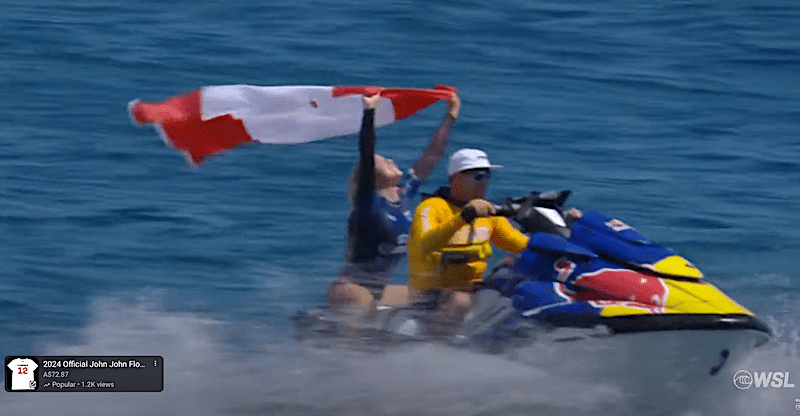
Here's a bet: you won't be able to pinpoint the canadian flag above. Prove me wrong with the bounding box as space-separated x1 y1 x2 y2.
128 84 455 166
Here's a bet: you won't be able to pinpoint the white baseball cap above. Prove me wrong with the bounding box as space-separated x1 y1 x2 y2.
448 148 503 176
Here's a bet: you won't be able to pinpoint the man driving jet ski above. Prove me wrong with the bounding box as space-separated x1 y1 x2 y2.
406 148 581 326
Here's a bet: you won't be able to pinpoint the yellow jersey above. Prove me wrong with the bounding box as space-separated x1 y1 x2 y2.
407 194 530 293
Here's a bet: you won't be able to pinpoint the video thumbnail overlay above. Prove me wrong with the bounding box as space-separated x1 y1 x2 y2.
5 356 163 392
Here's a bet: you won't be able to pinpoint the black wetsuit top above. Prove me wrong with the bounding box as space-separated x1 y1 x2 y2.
342 109 422 293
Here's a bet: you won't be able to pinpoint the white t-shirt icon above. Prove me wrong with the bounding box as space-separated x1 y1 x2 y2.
7 358 38 390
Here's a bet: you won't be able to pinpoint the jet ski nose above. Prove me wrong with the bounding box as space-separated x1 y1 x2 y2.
650 255 704 279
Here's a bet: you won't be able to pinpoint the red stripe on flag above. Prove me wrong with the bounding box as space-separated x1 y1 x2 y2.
381 86 455 120
129 91 255 166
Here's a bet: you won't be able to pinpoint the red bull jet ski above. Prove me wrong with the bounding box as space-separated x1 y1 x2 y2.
478 190 769 336
295 190 771 378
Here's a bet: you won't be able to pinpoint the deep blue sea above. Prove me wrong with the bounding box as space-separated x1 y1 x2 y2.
2 1 799 415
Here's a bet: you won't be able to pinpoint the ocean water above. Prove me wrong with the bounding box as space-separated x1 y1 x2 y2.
2 0 799 415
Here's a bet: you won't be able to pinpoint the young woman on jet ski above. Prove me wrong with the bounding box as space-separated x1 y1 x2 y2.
328 92 461 320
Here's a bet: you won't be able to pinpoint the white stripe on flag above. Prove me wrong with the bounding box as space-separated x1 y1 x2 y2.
201 85 395 145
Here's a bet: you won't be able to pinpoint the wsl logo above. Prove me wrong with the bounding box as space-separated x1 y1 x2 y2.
733 370 796 390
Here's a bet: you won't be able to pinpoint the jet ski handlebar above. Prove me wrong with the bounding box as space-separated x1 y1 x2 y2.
492 190 571 217
491 190 573 236
492 201 522 218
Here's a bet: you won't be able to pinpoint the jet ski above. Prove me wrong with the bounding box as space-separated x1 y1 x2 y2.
294 190 771 377
478 190 770 335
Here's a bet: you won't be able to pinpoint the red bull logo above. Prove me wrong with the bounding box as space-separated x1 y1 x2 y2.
553 266 669 314
553 257 576 282
605 218 632 232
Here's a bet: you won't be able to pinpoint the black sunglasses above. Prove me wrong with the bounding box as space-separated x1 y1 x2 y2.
463 169 491 181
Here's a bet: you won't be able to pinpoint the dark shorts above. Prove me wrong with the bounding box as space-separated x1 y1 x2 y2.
337 259 396 298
